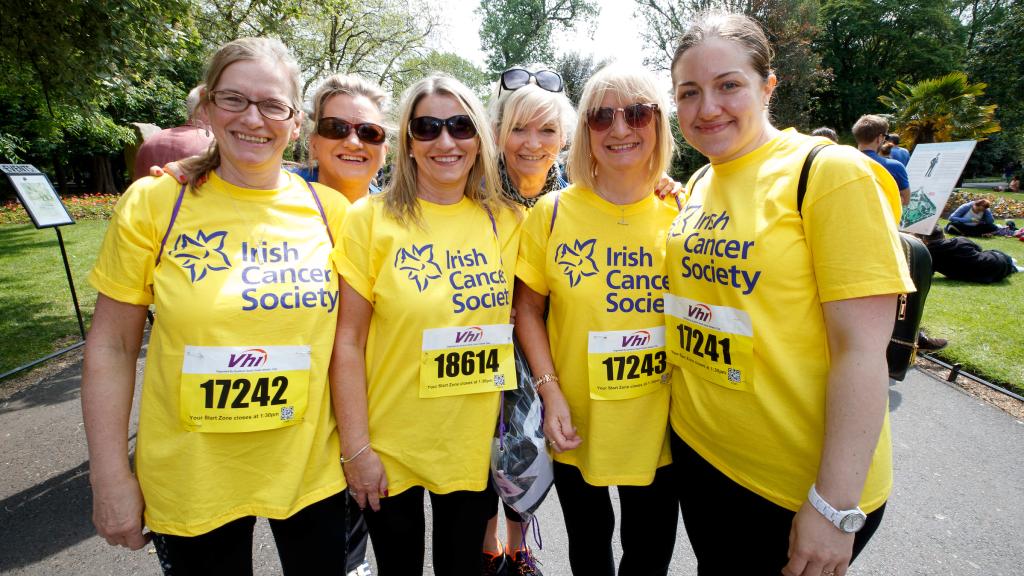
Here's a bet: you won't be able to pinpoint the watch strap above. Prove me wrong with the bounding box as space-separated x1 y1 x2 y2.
808 483 866 532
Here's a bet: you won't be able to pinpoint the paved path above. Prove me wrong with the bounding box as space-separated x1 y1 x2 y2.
1 355 1021 575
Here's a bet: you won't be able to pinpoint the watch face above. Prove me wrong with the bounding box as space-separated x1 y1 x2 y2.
839 512 867 533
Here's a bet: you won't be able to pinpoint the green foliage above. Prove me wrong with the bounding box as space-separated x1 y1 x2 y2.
478 0 599 75
879 72 1000 147
553 51 608 106
391 51 491 100
813 0 963 131
965 2 1024 162
634 0 822 130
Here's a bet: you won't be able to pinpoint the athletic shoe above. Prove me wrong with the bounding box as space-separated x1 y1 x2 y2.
347 562 372 576
918 332 948 352
482 550 507 576
509 548 543 576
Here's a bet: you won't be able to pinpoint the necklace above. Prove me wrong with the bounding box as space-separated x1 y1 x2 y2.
592 186 631 226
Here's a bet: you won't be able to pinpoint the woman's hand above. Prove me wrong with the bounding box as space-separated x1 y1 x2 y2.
342 449 389 512
91 472 150 550
540 385 581 452
782 501 854 576
148 161 187 183
654 173 683 200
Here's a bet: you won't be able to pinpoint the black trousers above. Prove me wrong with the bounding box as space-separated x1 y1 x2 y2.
553 461 678 576
362 482 494 576
670 432 886 575
946 221 999 237
151 491 347 576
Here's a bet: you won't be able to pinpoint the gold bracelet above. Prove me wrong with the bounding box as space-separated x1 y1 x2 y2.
340 442 371 464
534 373 559 390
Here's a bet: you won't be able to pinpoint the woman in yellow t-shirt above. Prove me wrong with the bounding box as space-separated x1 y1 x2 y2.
479 66 574 576
330 75 521 576
81 38 350 573
513 64 680 575
666 12 913 576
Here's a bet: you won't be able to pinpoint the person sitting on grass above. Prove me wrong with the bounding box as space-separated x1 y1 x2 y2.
945 199 999 237
922 227 1019 284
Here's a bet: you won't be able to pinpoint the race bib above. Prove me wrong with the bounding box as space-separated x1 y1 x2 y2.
420 324 517 398
664 293 754 392
587 326 668 400
180 345 310 432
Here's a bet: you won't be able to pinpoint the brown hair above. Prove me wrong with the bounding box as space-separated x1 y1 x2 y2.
671 12 774 80
179 37 302 191
852 114 889 145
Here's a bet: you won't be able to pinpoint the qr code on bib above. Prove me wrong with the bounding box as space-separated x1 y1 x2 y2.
493 374 506 387
280 406 295 421
727 368 741 384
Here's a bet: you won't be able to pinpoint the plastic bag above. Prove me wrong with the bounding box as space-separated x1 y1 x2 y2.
490 337 554 523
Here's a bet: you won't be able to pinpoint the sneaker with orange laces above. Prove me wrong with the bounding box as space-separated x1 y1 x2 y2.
482 549 507 576
509 548 543 576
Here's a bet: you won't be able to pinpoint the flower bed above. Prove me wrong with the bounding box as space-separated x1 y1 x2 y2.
941 189 1024 219
0 192 120 225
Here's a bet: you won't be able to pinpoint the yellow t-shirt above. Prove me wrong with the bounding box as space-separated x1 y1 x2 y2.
516 185 676 486
665 129 914 512
89 171 348 536
333 195 521 495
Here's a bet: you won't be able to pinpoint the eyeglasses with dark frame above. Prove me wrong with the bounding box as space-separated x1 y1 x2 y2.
586 103 660 132
408 115 478 141
500 68 564 94
316 117 387 145
208 90 297 121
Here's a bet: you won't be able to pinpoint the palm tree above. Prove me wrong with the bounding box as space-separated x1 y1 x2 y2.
879 71 1000 147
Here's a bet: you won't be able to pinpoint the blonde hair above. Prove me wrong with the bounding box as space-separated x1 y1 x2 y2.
567 63 673 193
307 73 392 171
180 37 302 191
383 74 514 226
489 83 576 163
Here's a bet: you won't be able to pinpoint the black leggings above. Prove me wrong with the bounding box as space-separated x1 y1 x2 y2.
670 432 886 575
151 491 347 576
553 461 678 576
362 482 495 576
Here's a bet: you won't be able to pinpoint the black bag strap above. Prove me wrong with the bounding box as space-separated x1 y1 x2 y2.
796 143 832 217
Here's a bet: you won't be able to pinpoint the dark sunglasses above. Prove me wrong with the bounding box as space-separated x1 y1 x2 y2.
408 115 477 141
587 103 660 132
500 68 564 93
316 117 387 145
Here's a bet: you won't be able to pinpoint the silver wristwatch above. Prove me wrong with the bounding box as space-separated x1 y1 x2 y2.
808 484 867 533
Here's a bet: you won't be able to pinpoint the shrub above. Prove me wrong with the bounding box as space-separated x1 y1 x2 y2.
0 192 120 225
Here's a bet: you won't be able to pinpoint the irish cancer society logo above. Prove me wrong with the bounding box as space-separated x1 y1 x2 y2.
394 244 442 292
555 238 599 287
169 230 231 283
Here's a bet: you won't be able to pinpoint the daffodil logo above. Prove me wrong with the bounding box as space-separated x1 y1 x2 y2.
169 230 232 283
394 244 443 292
555 238 599 287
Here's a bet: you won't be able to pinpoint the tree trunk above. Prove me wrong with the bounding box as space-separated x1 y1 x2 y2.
92 156 117 194
51 153 68 194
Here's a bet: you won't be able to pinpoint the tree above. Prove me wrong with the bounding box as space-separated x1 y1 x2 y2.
965 2 1024 162
553 51 608 106
477 0 599 75
0 0 196 192
878 72 1000 147
634 0 822 130
813 0 964 133
390 51 492 99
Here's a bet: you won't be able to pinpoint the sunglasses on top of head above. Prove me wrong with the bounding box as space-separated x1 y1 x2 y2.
408 115 478 141
500 68 564 94
316 117 387 145
586 103 660 132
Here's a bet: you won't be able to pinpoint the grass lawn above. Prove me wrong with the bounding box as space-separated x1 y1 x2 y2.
0 220 107 375
919 224 1024 394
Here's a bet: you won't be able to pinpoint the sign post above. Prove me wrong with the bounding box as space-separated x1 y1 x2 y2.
0 164 86 380
899 141 977 234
